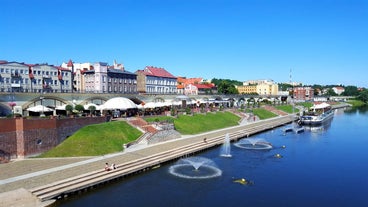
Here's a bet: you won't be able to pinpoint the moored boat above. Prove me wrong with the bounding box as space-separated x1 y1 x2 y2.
299 102 334 125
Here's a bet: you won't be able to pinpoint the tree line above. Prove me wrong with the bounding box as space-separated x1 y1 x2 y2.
210 78 367 104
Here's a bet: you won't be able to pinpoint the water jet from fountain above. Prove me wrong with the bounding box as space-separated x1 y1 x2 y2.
168 156 222 179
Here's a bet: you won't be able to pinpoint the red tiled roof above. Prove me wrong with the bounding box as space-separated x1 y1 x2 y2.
178 77 203 85
67 59 73 67
55 66 70 71
193 84 213 89
142 66 176 78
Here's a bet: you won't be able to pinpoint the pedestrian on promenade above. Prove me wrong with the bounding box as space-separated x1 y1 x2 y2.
105 163 110 171
110 163 116 170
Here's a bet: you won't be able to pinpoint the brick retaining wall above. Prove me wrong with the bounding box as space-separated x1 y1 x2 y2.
0 116 108 160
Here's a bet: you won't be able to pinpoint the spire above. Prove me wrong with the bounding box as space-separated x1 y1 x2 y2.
67 59 73 67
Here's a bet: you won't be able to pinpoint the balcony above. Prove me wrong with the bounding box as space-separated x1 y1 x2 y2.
11 83 21 88
11 73 21 79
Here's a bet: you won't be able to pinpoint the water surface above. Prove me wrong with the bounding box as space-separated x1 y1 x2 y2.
58 108 368 207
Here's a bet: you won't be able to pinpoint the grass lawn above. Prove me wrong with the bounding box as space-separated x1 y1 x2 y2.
347 99 366 107
38 121 142 157
275 105 299 113
144 116 175 123
174 112 240 135
297 102 313 108
252 108 278 120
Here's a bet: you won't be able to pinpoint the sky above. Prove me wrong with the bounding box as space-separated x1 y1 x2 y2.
1 0 367 87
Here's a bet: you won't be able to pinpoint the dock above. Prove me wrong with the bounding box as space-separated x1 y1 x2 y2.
0 115 294 206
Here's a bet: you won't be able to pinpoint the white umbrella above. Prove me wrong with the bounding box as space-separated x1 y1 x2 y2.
84 103 100 110
100 97 137 110
171 100 182 106
136 104 144 109
55 104 67 110
27 105 53 112
144 102 158 109
162 101 172 107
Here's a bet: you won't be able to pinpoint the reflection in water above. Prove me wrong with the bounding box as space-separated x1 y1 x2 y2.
344 106 368 114
57 107 368 207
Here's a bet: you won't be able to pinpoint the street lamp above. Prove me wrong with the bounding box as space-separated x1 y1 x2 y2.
40 96 45 117
67 59 74 93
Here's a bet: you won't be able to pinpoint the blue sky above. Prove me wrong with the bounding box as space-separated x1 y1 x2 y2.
1 0 367 87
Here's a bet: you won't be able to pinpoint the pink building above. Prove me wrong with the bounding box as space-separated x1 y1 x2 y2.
293 87 314 101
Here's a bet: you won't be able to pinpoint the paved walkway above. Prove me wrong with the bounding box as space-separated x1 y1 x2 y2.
0 115 291 207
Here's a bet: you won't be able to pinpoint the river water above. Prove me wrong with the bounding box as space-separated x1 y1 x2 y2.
57 107 368 207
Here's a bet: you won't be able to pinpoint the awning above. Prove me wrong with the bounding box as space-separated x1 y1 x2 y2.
27 105 53 112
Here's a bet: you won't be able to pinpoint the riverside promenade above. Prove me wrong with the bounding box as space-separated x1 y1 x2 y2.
0 114 295 207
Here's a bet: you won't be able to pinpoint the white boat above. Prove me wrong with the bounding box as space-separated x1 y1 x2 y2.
299 103 334 125
282 123 305 134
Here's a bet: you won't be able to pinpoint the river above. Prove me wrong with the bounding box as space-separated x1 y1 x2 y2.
57 107 368 207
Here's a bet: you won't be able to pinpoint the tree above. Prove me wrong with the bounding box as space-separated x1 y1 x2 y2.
325 88 337 96
278 83 293 91
65 105 73 115
217 81 239 94
342 85 359 96
211 78 242 87
88 105 96 115
357 89 368 103
75 104 84 113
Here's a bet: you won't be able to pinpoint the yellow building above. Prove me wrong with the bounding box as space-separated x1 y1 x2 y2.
237 85 257 94
237 83 278 95
256 83 279 95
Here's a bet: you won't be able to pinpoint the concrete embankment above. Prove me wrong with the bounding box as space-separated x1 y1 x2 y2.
331 103 352 109
0 115 294 207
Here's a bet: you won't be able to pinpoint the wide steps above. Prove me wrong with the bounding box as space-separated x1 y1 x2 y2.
30 116 292 201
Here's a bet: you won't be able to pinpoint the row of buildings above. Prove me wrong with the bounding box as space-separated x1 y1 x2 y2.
0 60 316 100
0 60 219 96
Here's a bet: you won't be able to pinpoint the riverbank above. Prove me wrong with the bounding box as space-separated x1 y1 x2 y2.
0 114 294 207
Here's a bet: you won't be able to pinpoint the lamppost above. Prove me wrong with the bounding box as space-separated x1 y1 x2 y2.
67 59 74 93
40 96 45 117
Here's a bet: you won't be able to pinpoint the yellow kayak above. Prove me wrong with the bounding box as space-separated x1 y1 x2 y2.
234 178 253 185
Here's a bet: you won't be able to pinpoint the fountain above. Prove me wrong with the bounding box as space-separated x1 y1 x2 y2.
220 133 232 157
234 137 273 150
274 153 283 158
168 156 222 179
